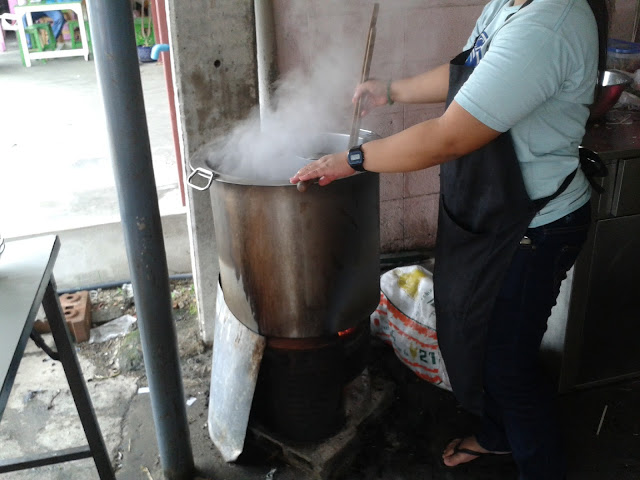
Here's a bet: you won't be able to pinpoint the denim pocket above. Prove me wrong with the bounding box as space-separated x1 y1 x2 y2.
512 212 589 305
497 240 537 301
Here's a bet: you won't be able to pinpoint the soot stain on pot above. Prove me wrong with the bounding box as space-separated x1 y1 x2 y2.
341 207 359 231
304 217 313 231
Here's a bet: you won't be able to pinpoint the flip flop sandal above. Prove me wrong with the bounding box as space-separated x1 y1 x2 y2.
443 438 512 469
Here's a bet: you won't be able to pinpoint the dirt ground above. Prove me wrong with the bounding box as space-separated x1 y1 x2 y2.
6 279 636 480
74 280 213 479
81 280 640 480
79 280 208 383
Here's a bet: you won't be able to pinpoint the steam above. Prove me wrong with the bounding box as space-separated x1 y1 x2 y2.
194 46 363 185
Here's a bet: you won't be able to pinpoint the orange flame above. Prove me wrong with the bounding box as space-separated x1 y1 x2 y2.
338 326 357 337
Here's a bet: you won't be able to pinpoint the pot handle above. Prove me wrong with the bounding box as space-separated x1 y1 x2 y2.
187 167 215 191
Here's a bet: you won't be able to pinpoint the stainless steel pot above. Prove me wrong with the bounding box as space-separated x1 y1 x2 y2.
189 131 381 338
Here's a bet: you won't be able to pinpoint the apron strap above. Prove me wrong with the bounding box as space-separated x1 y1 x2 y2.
532 168 577 211
579 147 607 194
468 1 535 63
506 0 534 21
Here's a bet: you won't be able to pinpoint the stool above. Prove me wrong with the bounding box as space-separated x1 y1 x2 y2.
24 23 55 51
67 19 91 51
133 17 155 46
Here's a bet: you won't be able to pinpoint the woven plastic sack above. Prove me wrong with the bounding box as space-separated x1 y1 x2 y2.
370 265 451 391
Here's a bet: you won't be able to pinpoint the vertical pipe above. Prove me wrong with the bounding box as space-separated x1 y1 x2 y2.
151 0 187 206
85 1 195 478
254 0 278 117
633 0 640 43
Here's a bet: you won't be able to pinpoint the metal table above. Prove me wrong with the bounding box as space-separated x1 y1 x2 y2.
0 235 114 478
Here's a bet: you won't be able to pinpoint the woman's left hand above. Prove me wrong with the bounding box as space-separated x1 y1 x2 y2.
289 151 356 186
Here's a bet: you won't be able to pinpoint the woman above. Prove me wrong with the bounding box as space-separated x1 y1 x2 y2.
290 0 609 479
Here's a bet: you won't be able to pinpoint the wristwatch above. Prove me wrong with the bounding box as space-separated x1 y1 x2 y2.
348 144 366 172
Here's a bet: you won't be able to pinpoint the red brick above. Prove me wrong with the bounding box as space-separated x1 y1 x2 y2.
34 291 92 343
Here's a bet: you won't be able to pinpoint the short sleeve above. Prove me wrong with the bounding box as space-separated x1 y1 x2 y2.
454 23 568 132
463 0 509 51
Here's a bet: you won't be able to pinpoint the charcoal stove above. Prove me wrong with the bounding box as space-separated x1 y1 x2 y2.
190 131 382 457
252 318 371 442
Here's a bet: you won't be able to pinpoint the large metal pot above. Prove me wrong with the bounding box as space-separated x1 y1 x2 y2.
189 131 381 338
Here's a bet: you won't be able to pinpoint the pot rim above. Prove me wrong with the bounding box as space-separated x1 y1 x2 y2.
188 130 380 189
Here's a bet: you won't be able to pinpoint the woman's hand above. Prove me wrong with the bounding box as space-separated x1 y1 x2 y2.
290 151 356 187
353 79 389 117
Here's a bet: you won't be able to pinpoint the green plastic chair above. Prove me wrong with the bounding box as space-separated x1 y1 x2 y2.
133 17 155 46
67 19 92 51
24 23 56 52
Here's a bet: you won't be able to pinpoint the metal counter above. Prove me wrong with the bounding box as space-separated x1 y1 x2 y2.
543 110 640 392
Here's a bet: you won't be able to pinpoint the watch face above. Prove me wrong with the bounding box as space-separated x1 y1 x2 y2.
348 146 365 171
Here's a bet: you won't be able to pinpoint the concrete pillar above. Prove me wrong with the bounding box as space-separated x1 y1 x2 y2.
165 0 259 344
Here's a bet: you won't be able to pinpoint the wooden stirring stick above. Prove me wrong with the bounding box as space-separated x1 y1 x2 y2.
348 3 379 149
298 3 380 193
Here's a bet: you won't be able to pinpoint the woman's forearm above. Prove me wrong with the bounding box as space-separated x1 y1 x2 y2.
360 101 500 173
290 99 501 187
390 63 450 105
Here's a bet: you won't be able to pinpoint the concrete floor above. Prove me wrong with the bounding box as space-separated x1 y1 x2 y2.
2 325 639 480
0 33 191 289
0 35 182 237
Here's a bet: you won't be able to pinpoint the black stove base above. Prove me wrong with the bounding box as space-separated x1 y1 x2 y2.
248 370 394 480
251 320 370 443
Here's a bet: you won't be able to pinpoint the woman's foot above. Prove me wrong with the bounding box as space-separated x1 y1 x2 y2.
442 436 511 467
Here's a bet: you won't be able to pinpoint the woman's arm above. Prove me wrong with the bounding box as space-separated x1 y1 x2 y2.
354 63 451 116
388 63 451 104
290 101 501 186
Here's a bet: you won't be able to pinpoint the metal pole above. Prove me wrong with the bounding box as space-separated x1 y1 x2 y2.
151 0 187 206
254 0 278 117
86 1 195 478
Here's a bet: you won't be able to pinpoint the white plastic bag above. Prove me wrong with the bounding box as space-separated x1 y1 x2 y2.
370 265 451 391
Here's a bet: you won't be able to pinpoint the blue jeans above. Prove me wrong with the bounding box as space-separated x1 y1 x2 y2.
23 10 65 48
476 201 591 480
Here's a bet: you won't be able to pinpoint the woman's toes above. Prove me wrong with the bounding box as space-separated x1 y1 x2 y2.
442 436 487 467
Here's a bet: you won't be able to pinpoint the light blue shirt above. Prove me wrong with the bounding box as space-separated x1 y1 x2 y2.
455 0 598 227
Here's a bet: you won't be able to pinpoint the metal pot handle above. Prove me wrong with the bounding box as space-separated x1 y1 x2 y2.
187 167 215 191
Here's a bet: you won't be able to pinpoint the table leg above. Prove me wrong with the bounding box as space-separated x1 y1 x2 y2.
75 6 90 61
16 14 31 67
42 276 115 480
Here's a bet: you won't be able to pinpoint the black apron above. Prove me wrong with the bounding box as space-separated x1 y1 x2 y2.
434 0 576 415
